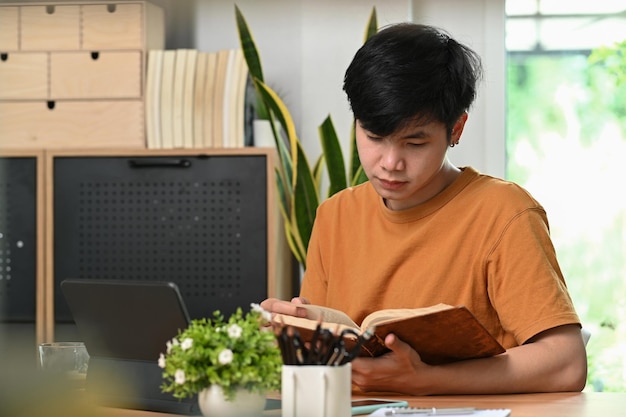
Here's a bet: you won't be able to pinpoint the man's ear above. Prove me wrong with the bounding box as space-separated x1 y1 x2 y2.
451 112 469 143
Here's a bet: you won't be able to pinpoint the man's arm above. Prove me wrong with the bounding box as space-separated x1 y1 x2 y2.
351 323 587 394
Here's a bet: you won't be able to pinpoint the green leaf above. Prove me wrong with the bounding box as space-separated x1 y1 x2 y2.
235 5 264 82
274 166 289 218
351 164 369 186
292 142 319 264
313 155 324 190
318 115 347 198
233 5 378 270
253 79 298 182
364 7 378 42
235 5 269 119
347 121 362 186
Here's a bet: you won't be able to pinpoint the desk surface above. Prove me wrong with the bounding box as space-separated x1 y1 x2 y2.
99 392 624 417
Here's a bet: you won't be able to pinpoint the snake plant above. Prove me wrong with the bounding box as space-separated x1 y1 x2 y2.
235 5 376 269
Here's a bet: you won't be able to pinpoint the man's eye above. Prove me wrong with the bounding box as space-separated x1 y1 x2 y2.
408 142 425 147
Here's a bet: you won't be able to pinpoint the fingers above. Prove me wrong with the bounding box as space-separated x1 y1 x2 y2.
291 296 310 305
385 333 415 358
259 298 308 317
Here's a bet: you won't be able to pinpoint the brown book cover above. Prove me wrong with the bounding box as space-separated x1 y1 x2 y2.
274 304 505 365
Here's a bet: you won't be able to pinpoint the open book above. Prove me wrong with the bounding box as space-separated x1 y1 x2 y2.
274 303 505 365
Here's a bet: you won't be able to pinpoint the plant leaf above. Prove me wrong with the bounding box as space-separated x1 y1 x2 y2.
318 115 347 198
235 5 264 82
292 142 319 260
313 155 324 190
274 166 289 220
250 79 294 195
254 78 318 264
364 7 378 42
253 79 299 188
351 164 369 186
348 120 361 185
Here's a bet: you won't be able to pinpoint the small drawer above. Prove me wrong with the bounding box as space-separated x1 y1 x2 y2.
21 5 80 51
50 51 142 99
0 100 145 149
82 3 143 49
0 53 48 100
0 7 19 51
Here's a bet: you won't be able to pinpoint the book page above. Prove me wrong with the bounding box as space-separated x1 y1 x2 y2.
362 303 453 330
273 314 360 338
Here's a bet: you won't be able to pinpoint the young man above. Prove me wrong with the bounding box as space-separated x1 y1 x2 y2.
261 23 587 394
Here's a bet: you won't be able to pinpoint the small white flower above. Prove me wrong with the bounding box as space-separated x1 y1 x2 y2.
218 349 234 365
181 337 193 351
251 303 272 321
158 353 166 368
166 338 180 354
227 324 242 339
174 369 185 385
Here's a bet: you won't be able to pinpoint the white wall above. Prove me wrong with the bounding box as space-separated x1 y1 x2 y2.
154 0 505 177
411 0 506 177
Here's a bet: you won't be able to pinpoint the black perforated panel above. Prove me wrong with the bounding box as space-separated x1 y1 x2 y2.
53 154 268 322
0 157 37 322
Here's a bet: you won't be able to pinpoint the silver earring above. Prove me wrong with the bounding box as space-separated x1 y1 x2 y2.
449 141 458 148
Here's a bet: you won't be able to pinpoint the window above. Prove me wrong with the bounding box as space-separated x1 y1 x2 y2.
506 0 626 391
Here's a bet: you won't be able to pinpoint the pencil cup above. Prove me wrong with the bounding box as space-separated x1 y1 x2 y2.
281 364 351 417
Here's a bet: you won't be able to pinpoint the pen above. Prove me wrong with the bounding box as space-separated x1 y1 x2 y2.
306 319 323 365
384 407 475 415
335 326 376 365
287 326 305 365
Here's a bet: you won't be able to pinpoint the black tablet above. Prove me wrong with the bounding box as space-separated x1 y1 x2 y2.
61 279 199 415
61 279 190 362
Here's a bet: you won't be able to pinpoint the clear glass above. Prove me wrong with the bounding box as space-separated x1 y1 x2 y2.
38 341 90 388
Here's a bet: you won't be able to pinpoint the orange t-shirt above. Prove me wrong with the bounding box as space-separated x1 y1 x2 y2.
301 167 580 348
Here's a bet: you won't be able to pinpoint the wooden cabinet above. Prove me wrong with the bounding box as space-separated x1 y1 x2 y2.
50 51 142 99
0 53 48 99
0 2 293 349
20 4 81 50
0 6 19 50
0 150 45 351
1 148 292 344
0 1 164 149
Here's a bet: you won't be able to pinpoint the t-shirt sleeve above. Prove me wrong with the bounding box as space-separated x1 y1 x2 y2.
486 207 581 344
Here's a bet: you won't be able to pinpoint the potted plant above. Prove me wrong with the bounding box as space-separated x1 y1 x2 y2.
159 304 282 417
235 5 376 269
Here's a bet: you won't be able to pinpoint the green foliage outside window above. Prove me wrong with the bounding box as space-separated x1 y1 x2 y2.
506 42 626 392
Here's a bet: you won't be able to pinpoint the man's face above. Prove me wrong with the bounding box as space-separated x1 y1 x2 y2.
356 115 466 211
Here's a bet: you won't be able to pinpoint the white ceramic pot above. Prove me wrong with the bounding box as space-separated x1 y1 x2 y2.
253 119 275 148
197 385 265 417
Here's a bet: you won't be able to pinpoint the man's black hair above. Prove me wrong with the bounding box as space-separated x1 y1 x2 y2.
343 23 483 137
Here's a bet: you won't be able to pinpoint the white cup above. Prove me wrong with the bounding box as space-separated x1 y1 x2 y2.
281 364 351 417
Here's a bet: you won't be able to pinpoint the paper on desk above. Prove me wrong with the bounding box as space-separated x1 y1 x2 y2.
368 407 511 417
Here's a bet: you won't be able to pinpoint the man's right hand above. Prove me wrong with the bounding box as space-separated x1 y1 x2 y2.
260 297 311 318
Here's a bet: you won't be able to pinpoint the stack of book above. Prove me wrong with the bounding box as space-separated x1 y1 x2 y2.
145 48 251 149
